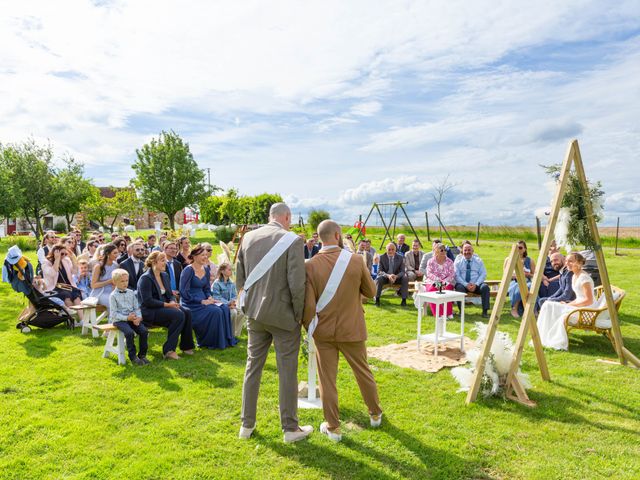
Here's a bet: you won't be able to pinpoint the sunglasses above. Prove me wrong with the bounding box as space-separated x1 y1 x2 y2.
518 246 524 250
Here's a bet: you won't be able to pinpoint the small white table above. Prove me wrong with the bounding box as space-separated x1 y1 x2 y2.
69 304 106 338
415 290 466 357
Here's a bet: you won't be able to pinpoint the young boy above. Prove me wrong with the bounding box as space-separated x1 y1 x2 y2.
109 269 149 366
75 259 92 299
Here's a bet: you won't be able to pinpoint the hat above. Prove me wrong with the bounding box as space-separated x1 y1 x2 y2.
6 245 23 265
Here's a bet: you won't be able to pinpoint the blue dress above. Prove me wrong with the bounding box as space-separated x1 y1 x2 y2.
508 257 531 312
179 265 237 349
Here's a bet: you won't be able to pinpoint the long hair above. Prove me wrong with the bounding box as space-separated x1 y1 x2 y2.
45 244 68 263
217 262 231 281
99 244 118 277
517 240 528 258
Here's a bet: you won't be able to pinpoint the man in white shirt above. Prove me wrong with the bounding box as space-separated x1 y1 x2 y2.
119 241 146 291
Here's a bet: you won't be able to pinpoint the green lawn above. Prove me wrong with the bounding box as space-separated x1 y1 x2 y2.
1 235 639 479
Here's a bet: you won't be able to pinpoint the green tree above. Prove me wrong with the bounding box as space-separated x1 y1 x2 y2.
49 157 94 230
199 195 225 225
132 130 208 229
248 193 283 224
308 209 330 231
0 157 18 222
84 186 142 232
0 139 56 239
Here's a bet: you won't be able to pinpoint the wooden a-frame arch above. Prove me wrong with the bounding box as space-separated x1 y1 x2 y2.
466 139 639 408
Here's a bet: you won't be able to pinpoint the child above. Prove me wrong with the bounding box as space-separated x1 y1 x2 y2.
109 269 149 366
211 263 245 337
75 259 92 299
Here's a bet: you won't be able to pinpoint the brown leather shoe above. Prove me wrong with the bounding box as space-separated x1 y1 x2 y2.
164 351 181 360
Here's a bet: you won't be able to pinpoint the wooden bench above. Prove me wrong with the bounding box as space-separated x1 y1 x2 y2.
94 324 127 365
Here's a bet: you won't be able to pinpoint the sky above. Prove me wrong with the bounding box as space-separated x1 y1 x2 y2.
1 0 639 227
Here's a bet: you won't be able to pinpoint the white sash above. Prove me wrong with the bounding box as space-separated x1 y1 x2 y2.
307 249 352 337
238 231 298 309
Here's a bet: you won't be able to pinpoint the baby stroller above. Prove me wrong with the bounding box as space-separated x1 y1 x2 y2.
2 246 74 333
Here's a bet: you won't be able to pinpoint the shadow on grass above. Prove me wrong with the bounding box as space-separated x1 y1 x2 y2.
262 412 490 480
19 326 71 358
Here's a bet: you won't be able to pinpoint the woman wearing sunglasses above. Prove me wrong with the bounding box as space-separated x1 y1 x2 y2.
42 244 82 309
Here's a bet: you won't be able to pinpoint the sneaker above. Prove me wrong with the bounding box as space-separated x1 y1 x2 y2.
370 413 382 428
283 425 314 443
238 425 255 440
320 422 342 442
139 357 151 365
132 356 145 366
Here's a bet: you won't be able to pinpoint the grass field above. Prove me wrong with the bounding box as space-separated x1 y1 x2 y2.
1 231 639 479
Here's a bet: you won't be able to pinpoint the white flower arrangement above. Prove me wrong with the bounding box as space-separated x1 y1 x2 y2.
451 323 532 398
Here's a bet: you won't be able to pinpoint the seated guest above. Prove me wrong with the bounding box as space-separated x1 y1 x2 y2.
212 262 245 337
454 243 490 318
60 236 79 275
119 241 146 292
176 236 191 266
424 243 456 318
504 240 536 318
356 239 373 272
41 244 82 309
364 239 376 257
394 234 410 256
312 232 322 248
404 239 424 283
179 245 237 349
537 252 595 350
109 232 119 243
146 234 160 253
90 243 119 307
73 229 86 255
536 252 575 312
200 242 218 284
375 243 409 307
163 240 183 297
74 259 92 299
419 239 443 276
138 251 195 360
304 238 320 259
36 230 58 276
78 239 99 263
540 240 562 298
115 238 129 264
109 269 149 365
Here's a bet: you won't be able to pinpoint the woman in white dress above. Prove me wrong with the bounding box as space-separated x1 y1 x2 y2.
537 252 595 350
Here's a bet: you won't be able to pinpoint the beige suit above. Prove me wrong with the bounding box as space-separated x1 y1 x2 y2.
303 247 382 432
404 249 425 282
236 222 305 432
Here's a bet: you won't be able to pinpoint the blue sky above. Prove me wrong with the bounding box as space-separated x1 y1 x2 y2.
1 0 639 226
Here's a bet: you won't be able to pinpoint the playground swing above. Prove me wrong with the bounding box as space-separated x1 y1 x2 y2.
356 201 422 250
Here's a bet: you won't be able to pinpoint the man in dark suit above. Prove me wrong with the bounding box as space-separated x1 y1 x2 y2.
394 234 410 256
304 238 320 259
536 253 575 312
375 243 409 306
118 241 146 291
163 240 183 297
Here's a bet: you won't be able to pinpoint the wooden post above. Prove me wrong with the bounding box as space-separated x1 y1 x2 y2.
399 203 422 247
615 217 620 256
535 217 542 250
425 212 431 242
435 214 456 247
475 222 480 246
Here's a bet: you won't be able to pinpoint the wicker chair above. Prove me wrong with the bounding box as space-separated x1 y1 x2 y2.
564 285 625 348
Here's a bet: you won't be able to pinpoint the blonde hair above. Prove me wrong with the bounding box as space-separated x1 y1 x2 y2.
145 251 166 270
111 268 129 282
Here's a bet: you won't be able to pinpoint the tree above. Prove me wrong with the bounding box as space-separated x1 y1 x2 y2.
84 186 142 232
0 139 56 239
199 195 225 225
49 157 94 230
308 209 330 231
248 193 283 224
430 175 455 239
132 130 208 229
0 156 18 222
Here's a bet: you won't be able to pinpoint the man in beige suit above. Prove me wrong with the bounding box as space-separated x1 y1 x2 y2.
404 239 425 282
303 220 383 442
236 203 313 443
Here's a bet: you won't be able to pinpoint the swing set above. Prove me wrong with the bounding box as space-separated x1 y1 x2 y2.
355 201 422 250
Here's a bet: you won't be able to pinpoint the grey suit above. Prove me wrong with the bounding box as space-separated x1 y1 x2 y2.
236 222 305 432
404 250 425 282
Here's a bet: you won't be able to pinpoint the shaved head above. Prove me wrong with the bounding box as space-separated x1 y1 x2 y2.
317 219 341 243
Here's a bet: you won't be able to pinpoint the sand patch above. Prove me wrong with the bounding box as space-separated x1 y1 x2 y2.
368 338 473 373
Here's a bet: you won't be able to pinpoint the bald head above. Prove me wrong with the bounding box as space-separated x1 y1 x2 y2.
269 202 291 229
550 252 565 270
317 219 342 245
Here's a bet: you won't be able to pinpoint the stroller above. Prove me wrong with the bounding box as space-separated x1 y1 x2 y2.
3 246 74 333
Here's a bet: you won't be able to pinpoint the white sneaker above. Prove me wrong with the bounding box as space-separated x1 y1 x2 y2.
320 422 342 442
238 425 255 439
283 425 314 443
370 413 383 428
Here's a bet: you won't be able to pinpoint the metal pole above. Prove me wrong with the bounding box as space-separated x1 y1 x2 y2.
475 222 480 246
425 212 431 242
535 217 542 250
615 217 620 255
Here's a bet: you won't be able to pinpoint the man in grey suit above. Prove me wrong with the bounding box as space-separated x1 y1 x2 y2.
236 203 313 443
404 239 424 283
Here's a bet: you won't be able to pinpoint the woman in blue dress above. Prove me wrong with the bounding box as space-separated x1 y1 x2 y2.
504 240 536 318
179 245 237 349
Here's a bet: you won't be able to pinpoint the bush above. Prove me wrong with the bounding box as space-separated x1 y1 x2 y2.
213 226 235 243
308 209 330 231
5 236 38 252
54 221 67 233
